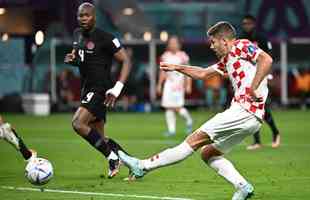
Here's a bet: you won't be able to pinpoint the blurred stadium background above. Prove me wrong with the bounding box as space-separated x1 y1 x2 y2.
0 0 309 114
1 1 310 200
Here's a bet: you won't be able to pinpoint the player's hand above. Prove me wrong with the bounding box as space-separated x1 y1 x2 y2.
104 93 117 108
247 87 263 102
104 81 124 108
160 62 178 71
64 53 76 63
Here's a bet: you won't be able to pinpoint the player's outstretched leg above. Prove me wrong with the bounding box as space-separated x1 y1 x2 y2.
264 107 280 148
201 145 254 200
177 107 193 135
0 116 36 161
72 107 120 178
118 130 212 179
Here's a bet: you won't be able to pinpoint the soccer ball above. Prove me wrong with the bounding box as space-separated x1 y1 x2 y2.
25 157 54 186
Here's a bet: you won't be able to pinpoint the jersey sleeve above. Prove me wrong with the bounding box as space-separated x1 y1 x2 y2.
236 40 263 62
211 62 227 76
107 34 123 54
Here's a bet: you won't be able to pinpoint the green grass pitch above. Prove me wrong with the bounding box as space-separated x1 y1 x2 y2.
0 110 310 200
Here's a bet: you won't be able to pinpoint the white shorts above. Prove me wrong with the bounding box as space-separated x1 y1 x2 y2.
199 102 262 153
161 89 184 108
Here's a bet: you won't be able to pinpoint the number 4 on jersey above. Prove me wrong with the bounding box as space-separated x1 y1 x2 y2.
78 49 85 62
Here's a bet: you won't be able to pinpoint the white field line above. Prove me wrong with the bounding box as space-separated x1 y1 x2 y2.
1 186 194 200
11 138 310 147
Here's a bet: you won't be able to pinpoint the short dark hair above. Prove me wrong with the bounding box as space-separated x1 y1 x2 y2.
243 14 256 22
207 21 236 39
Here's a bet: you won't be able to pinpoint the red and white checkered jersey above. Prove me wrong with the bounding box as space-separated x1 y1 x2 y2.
161 51 190 92
212 39 269 120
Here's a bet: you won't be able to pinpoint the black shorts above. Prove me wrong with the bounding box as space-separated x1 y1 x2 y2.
80 91 107 122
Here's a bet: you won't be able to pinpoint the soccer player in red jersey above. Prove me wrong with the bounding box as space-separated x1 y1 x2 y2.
119 21 273 200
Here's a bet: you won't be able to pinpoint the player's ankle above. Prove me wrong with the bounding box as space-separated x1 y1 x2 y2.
107 151 118 160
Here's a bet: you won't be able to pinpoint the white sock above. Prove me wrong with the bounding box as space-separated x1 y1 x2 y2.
208 156 248 189
165 110 176 133
141 141 194 171
107 151 118 160
178 108 193 126
0 123 10 138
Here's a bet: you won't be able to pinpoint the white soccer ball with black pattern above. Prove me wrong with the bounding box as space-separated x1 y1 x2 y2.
25 157 53 185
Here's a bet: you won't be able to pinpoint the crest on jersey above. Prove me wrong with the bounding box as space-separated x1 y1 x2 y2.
248 45 257 54
86 41 95 50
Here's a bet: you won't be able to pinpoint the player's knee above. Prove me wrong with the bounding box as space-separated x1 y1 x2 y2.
72 117 83 134
200 145 222 163
200 145 211 162
185 130 212 150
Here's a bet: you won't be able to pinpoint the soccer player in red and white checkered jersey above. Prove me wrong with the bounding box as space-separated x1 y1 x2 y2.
119 21 273 200
157 36 193 136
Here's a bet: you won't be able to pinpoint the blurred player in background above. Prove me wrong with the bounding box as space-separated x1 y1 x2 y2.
157 36 193 136
240 14 281 150
204 74 227 109
119 21 273 200
64 3 131 178
0 115 36 161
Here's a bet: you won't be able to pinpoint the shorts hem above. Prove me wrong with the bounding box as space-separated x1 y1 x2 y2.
79 104 106 122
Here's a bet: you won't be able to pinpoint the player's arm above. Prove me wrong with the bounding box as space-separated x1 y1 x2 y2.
114 48 131 84
65 30 80 66
160 62 219 80
104 48 131 108
249 50 273 100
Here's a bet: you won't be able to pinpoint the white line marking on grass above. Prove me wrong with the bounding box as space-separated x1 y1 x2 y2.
1 186 194 200
18 138 310 147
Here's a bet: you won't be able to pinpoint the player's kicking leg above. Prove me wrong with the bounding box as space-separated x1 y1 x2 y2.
119 131 253 200
72 107 126 178
0 115 36 161
118 130 209 178
119 104 260 200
